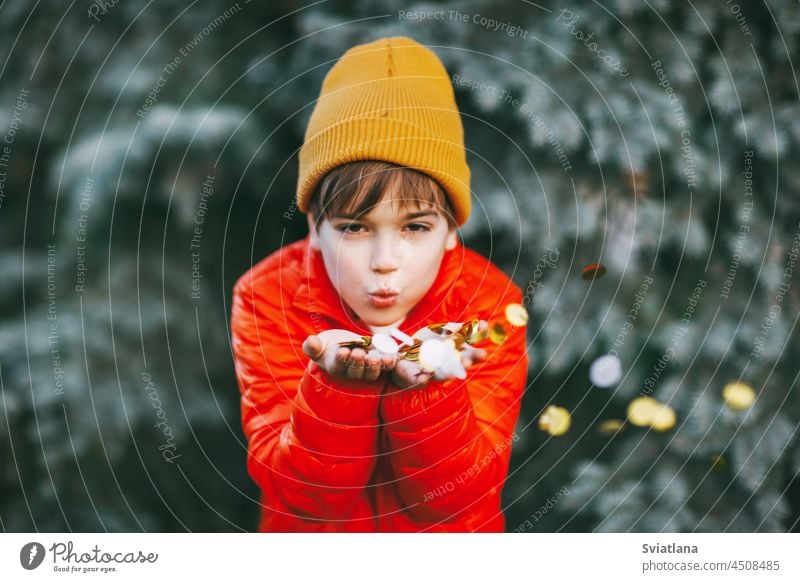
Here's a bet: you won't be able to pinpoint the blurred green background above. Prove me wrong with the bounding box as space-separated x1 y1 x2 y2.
1 0 799 532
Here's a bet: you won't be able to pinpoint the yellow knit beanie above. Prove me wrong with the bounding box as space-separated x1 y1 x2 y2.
296 36 471 226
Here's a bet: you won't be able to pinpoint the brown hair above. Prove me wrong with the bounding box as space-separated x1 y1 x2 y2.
307 161 457 231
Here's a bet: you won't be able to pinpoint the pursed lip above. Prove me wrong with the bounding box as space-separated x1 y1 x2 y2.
368 288 399 298
367 288 399 307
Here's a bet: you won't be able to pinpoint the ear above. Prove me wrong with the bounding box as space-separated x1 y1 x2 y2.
444 227 457 251
306 213 321 250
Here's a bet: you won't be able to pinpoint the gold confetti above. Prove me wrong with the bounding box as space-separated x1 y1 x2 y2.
598 419 624 435
398 338 423 362
538 405 572 436
627 397 660 427
722 381 756 411
650 403 676 431
581 263 607 280
470 321 489 343
489 322 507 345
505 303 529 327
400 319 484 362
458 319 483 343
336 336 372 350
426 322 456 336
627 397 676 431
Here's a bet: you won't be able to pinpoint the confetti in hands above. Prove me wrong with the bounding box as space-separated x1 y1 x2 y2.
302 319 489 388
302 329 395 382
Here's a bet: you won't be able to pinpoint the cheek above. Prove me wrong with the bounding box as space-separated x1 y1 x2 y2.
340 257 367 286
404 245 446 290
323 247 367 290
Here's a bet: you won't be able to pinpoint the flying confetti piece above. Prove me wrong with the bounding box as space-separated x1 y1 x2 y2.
650 403 676 431
581 263 607 280
627 397 676 431
598 419 624 435
538 405 572 436
722 381 756 411
589 354 623 387
627 396 660 427
505 303 529 327
371 333 399 355
489 322 507 345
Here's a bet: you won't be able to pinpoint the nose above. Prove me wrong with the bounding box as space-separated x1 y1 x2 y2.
370 234 401 274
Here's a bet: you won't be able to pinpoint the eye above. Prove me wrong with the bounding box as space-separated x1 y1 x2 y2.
336 223 365 234
405 223 432 233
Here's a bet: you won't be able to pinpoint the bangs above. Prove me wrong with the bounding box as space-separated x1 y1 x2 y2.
309 161 456 227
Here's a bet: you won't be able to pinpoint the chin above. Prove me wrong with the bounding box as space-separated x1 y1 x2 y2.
364 315 396 327
360 308 404 327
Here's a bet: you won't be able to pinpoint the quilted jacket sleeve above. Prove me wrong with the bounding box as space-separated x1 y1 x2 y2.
231 274 383 521
380 283 529 527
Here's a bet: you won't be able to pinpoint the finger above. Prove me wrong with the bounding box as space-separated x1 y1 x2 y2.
331 347 351 376
394 360 425 388
346 348 367 379
460 346 487 369
410 369 433 389
381 354 397 372
389 361 410 388
393 359 414 379
363 352 382 382
302 335 323 360
414 372 435 388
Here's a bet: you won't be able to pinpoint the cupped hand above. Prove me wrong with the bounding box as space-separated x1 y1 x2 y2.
388 359 436 390
389 343 488 389
302 330 396 382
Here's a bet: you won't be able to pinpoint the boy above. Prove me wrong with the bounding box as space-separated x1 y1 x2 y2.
231 36 528 532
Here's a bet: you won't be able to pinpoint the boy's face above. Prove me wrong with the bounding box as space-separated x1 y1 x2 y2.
307 197 457 328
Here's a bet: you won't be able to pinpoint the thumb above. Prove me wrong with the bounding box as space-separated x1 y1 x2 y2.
471 347 488 362
302 335 323 361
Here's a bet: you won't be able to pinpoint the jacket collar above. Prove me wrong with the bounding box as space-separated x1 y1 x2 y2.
292 234 468 336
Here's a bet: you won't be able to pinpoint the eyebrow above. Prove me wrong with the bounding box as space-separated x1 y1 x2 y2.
333 210 439 220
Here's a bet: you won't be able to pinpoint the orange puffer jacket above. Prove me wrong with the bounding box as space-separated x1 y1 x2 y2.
231 235 528 532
